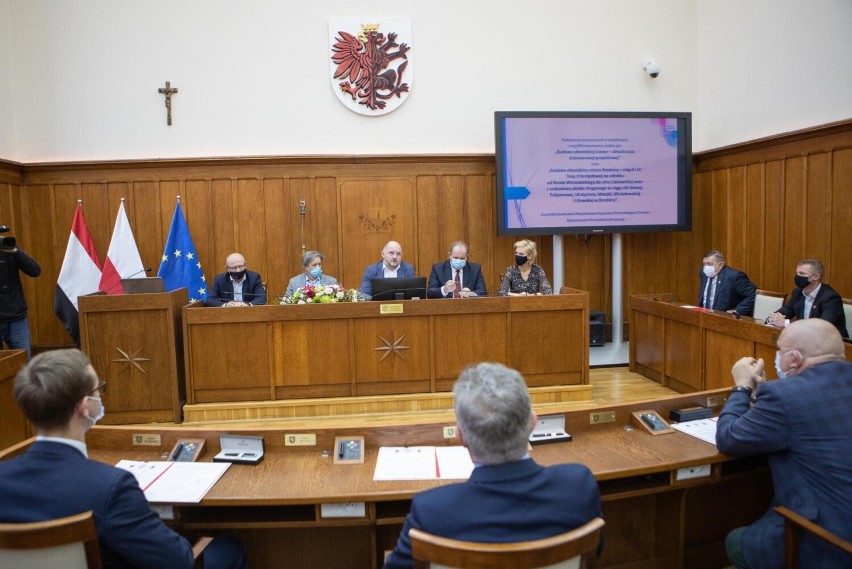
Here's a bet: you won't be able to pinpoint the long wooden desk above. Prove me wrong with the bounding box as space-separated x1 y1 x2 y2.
36 388 771 569
183 292 589 404
630 294 852 392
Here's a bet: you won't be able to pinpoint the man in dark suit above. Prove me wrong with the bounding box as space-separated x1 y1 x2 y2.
427 241 487 298
359 240 416 298
766 259 848 338
204 252 266 307
716 318 852 569
0 349 246 569
383 362 602 569
698 250 756 316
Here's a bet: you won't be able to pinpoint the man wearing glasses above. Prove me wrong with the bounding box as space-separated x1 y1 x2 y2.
0 349 246 569
716 319 852 569
205 252 267 307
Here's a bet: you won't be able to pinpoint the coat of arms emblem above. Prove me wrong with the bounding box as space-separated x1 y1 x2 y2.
328 18 413 115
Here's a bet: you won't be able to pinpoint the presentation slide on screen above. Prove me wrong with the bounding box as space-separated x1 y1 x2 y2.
502 117 679 229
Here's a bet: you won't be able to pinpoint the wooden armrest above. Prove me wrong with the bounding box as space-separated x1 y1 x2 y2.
192 536 214 569
775 506 852 568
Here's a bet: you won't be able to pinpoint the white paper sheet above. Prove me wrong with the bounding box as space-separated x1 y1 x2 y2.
373 446 473 481
671 417 718 446
116 460 230 503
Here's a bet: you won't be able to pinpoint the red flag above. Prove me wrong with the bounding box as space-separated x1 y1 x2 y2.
99 200 145 294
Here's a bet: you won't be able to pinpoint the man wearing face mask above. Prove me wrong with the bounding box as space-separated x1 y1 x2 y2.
285 250 339 297
766 259 847 338
205 252 267 307
427 241 487 298
0 349 247 569
716 319 852 569
697 250 756 316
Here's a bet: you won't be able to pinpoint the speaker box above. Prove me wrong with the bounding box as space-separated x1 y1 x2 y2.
589 311 606 346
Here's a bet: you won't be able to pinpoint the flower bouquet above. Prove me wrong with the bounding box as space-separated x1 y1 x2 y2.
282 284 364 304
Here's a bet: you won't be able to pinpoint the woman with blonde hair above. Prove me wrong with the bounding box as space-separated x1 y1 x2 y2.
498 239 553 296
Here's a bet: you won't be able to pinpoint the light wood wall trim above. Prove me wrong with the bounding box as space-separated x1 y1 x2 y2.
0 160 23 185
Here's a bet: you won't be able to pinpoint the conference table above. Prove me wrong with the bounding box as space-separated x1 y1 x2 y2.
40 387 771 569
630 293 852 392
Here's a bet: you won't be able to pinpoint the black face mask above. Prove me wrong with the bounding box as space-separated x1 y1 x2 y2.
229 270 247 281
794 274 811 289
515 255 528 266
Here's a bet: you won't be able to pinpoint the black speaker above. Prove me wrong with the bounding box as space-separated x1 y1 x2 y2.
589 311 606 346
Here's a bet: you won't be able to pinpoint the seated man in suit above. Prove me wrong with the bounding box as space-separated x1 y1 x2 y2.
383 362 602 569
359 241 416 299
285 250 338 297
716 319 852 569
698 250 756 315
766 259 848 338
0 349 246 569
204 252 266 307
427 240 487 298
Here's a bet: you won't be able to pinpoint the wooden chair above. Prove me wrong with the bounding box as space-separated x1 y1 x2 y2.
775 506 852 568
753 289 787 322
410 517 604 569
0 511 102 569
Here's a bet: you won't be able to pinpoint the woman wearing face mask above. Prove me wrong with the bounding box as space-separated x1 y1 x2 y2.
285 251 339 297
498 240 553 296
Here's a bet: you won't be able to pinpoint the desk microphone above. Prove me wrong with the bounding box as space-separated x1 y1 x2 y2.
102 267 152 294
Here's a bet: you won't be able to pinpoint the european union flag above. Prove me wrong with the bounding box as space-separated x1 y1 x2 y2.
157 200 207 302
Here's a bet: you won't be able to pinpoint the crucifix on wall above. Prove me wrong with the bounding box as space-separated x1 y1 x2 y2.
157 81 178 126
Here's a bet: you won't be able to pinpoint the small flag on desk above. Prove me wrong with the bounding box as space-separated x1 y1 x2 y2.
157 198 207 303
54 202 103 343
99 199 145 294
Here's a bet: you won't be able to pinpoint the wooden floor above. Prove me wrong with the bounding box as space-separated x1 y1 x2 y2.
161 367 675 430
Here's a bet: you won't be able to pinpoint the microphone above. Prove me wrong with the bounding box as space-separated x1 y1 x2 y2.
101 267 152 294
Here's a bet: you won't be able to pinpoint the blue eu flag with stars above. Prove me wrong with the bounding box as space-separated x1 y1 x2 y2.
157 200 207 302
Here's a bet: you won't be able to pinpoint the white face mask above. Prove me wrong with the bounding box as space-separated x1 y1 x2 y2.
86 396 105 427
774 351 797 379
702 265 716 278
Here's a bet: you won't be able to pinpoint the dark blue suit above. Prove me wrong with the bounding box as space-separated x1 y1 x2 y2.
777 283 848 338
205 270 266 306
359 261 416 296
697 265 756 316
0 441 195 569
383 458 602 569
716 361 852 569
427 260 487 298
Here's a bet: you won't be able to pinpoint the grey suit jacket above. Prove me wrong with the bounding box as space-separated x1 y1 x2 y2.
285 273 339 297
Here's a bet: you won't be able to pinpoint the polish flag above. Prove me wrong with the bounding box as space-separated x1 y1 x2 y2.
99 200 145 294
54 203 103 343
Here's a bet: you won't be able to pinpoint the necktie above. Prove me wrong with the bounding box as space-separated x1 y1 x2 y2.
453 269 461 298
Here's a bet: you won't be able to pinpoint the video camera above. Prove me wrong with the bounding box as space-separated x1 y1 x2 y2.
0 225 16 249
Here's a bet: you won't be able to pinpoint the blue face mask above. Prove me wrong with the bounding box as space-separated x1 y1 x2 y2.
450 258 466 271
309 267 322 279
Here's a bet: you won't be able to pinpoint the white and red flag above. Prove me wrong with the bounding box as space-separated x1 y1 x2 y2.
99 199 145 294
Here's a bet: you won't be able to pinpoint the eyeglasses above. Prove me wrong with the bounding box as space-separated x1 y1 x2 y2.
89 380 107 396
227 264 246 271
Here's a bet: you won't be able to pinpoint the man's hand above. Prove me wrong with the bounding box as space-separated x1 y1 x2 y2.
443 280 457 295
731 357 765 389
459 288 475 298
766 312 786 328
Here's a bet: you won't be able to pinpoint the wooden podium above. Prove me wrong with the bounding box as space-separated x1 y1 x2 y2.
0 350 29 449
79 288 188 424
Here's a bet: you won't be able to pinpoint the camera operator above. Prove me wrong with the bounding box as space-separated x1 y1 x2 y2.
0 227 41 358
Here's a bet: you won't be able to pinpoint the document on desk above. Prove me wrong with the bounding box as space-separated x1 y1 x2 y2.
116 460 231 503
671 417 718 446
373 446 474 481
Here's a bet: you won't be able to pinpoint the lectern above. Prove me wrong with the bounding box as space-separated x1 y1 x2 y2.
79 288 188 424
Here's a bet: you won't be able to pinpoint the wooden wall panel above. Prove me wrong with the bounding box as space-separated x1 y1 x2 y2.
763 160 785 291
830 148 852 289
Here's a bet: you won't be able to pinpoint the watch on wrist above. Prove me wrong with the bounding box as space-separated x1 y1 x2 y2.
730 385 754 395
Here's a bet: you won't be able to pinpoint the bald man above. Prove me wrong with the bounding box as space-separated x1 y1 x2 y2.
716 319 852 569
359 241 416 298
205 252 266 307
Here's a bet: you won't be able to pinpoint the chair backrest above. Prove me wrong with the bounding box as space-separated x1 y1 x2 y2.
0 511 101 569
410 517 604 569
754 289 787 322
775 506 852 569
842 298 851 334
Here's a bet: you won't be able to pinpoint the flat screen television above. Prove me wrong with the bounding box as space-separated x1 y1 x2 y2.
370 277 427 301
495 111 692 235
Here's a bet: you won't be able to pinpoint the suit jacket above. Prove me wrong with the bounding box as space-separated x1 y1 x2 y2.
426 260 487 298
285 273 338 297
204 270 266 307
697 265 756 316
0 441 194 569
777 283 848 338
359 261 416 296
383 458 602 569
716 361 852 569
